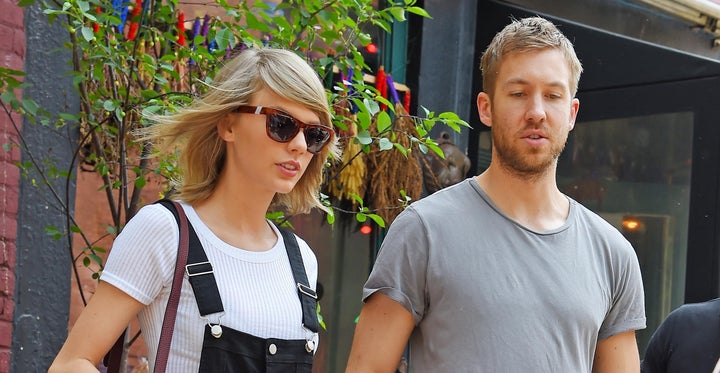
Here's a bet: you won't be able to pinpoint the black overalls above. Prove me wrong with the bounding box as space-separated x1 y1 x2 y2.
161 200 319 373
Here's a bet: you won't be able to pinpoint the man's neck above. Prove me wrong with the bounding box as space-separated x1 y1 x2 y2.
475 166 569 232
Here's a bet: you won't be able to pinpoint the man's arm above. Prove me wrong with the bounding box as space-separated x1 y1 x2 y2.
345 292 415 373
593 330 640 373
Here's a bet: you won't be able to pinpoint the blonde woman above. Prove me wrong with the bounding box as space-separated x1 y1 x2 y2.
50 46 338 373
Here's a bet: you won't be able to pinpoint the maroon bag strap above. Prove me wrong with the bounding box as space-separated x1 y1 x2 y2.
104 331 125 373
153 200 190 372
103 200 188 373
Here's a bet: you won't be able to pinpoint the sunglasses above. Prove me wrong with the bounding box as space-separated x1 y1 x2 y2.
234 105 333 154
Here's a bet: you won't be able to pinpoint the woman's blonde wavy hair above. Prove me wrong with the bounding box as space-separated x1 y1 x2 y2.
138 46 339 215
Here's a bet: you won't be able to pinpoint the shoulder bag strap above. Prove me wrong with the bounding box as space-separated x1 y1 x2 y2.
153 199 190 373
278 227 319 333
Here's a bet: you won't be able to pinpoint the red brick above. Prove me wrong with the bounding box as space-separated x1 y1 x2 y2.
1 52 22 71
5 188 18 216
0 25 12 54
0 242 14 268
0 218 16 249
12 28 24 58
0 348 9 373
0 2 24 29
0 183 19 215
0 268 13 297
0 298 12 321
0 321 11 348
1 161 20 182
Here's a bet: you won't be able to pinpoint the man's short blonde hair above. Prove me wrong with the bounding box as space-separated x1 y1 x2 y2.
480 17 583 97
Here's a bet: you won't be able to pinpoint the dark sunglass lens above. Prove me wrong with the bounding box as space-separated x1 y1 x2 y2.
305 127 331 153
268 114 299 142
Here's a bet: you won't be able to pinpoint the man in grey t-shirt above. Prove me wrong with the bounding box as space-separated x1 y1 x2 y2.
345 17 646 373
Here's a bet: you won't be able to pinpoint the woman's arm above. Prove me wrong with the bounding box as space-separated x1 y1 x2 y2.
48 281 145 373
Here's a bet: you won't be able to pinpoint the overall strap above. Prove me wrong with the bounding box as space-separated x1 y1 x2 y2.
158 199 224 316
279 227 319 333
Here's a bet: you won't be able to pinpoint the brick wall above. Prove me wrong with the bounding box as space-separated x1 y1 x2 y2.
0 0 24 372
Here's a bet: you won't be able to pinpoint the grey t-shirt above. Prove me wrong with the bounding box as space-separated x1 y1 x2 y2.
363 178 646 373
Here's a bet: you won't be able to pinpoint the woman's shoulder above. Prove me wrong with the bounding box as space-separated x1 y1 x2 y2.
115 200 179 246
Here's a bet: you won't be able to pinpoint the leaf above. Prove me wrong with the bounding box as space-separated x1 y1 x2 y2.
388 7 406 21
376 111 392 133
356 130 372 145
424 140 444 157
244 11 270 33
88 253 103 266
214 28 234 51
438 111 471 132
355 108 371 131
141 105 163 116
21 98 39 116
355 213 367 223
366 213 386 228
417 143 428 154
357 32 372 45
77 0 89 13
81 26 95 42
91 246 107 253
378 138 393 151
102 100 115 112
393 142 409 157
406 6 431 18
58 112 78 121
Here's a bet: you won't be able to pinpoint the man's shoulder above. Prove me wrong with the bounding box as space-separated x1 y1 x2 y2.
673 298 720 319
410 178 476 210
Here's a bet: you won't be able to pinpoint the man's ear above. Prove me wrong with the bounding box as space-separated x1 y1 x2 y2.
217 113 235 142
477 92 492 128
568 98 580 132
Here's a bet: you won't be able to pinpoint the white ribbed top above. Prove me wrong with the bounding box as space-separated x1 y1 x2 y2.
101 202 318 372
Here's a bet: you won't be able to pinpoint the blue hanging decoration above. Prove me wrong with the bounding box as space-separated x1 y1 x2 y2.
112 0 129 34
188 17 201 66
346 68 359 114
386 74 401 105
200 14 210 47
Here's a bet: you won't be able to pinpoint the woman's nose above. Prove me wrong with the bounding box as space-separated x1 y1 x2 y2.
287 129 309 153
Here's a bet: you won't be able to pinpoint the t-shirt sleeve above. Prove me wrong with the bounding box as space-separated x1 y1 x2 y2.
362 207 429 325
100 203 179 305
598 237 647 341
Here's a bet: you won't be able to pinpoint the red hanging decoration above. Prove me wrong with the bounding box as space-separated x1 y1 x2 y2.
376 65 387 111
177 12 186 46
126 0 143 40
93 6 101 33
404 89 411 113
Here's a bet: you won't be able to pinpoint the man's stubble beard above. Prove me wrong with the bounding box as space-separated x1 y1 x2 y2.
491 127 567 182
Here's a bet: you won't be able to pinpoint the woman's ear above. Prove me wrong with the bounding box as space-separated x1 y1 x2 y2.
477 92 492 128
217 113 235 142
